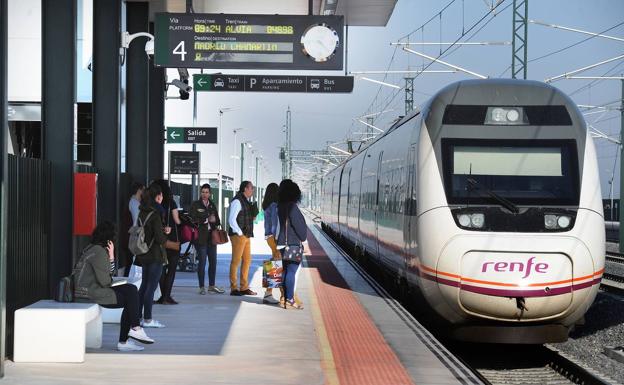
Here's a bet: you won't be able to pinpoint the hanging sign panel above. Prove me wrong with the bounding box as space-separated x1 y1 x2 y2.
193 74 353 93
169 151 200 175
155 13 344 70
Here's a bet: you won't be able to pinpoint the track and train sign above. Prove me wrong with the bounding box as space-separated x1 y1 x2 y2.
155 13 344 70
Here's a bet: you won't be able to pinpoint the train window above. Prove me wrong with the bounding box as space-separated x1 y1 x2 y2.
442 139 580 206
442 105 572 126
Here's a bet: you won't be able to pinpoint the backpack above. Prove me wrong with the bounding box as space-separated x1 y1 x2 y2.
128 211 154 255
54 275 74 302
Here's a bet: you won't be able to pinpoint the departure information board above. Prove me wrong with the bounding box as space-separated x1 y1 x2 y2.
155 13 344 70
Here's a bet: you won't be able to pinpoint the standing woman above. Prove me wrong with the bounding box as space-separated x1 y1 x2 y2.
190 183 224 294
74 221 154 351
261 183 281 304
137 183 168 328
276 179 306 310
153 179 182 305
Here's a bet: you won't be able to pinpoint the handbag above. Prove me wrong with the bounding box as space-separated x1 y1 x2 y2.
164 202 180 251
282 215 303 263
165 240 180 251
211 226 229 245
262 259 283 288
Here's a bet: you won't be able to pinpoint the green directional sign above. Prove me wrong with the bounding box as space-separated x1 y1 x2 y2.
167 126 218 143
167 127 184 143
194 75 212 91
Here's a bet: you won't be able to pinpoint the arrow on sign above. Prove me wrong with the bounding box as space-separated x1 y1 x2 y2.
197 77 208 88
170 131 180 140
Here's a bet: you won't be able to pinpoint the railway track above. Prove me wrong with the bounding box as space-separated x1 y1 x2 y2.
602 251 624 295
310 214 615 385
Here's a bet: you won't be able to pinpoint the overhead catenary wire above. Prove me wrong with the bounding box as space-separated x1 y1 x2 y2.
498 21 624 77
369 1 509 126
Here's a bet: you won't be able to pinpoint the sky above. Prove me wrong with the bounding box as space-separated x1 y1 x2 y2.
164 0 624 198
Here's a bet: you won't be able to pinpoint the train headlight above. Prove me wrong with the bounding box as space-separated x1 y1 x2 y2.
485 107 528 125
457 213 485 229
470 213 485 228
544 214 572 230
544 214 558 229
458 214 471 227
557 215 571 229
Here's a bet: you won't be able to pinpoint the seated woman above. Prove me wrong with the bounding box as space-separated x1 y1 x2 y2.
74 221 155 351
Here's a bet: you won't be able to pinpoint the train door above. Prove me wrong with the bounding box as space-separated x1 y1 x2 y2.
405 145 418 263
339 168 352 235
357 150 368 239
374 151 384 256
337 167 346 232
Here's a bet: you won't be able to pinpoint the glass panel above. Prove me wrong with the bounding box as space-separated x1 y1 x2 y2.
453 146 562 176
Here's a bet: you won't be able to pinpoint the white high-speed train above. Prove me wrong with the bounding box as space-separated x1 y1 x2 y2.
321 79 605 344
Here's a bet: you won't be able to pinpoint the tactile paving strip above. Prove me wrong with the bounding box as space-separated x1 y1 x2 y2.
306 231 415 385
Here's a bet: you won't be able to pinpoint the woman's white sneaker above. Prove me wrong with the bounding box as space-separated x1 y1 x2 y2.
128 327 155 344
117 339 144 351
141 319 166 328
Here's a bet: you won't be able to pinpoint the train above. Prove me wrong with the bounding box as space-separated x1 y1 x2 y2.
320 79 605 344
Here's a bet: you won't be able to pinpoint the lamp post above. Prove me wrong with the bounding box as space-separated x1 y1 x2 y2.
232 128 244 188
240 141 252 184
218 107 236 223
255 155 262 202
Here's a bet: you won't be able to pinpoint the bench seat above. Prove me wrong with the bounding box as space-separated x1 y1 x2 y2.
13 300 102 363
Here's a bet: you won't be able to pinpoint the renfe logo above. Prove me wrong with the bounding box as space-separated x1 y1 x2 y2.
481 257 549 279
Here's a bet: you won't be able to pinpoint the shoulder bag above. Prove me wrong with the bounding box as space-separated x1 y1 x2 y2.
164 203 180 251
211 225 229 245
281 208 303 263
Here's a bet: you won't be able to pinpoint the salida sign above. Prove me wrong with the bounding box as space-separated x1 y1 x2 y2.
167 127 217 144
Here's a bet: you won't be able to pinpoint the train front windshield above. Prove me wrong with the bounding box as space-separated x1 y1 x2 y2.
442 139 580 206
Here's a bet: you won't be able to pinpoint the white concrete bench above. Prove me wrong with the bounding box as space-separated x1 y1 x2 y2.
101 276 161 324
13 300 102 363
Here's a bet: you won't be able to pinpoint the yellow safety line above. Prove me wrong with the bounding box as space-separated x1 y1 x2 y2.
305 255 340 385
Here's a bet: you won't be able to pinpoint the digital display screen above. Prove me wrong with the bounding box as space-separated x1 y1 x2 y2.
453 146 563 176
155 13 344 70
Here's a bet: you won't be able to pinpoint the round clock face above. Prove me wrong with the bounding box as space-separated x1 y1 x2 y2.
300 24 339 62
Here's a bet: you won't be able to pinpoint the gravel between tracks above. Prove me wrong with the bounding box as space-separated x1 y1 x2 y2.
551 291 624 384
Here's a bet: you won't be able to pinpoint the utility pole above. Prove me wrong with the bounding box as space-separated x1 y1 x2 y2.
280 147 287 180
405 77 414 114
366 116 374 138
511 0 528 79
286 106 292 179
240 142 245 183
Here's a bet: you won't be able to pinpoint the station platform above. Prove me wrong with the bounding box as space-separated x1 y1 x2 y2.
2 220 483 385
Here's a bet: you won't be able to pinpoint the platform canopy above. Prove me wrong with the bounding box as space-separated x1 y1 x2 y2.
130 0 397 27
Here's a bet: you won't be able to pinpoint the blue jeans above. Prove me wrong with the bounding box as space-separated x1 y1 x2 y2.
281 260 300 301
138 261 162 319
196 243 217 287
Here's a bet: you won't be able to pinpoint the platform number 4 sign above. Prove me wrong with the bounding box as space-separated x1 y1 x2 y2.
173 41 186 61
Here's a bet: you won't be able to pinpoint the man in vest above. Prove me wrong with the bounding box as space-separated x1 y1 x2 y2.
228 181 259 295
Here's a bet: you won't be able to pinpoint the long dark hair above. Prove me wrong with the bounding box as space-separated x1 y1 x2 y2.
278 179 301 204
152 179 172 206
91 221 116 248
140 183 162 210
261 183 279 211
277 179 301 222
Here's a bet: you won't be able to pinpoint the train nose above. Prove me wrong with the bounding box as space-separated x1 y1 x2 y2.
458 251 573 320
436 235 597 322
